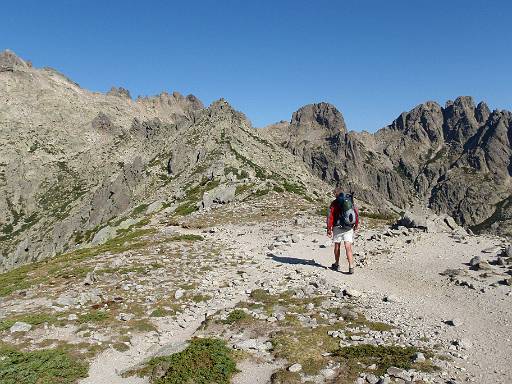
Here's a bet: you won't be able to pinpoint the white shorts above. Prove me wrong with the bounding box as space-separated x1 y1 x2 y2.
333 227 354 243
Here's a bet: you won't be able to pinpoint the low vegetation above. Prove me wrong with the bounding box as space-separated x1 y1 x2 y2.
127 338 238 384
0 344 89 384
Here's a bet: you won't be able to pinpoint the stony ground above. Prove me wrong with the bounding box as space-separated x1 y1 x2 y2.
0 193 511 384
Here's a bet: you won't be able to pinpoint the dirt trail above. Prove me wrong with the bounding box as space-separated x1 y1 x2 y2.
79 217 511 384
229 221 512 384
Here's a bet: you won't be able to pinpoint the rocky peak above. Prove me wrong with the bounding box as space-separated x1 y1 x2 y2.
475 101 491 124
107 86 131 99
290 102 347 136
0 49 29 72
389 101 444 143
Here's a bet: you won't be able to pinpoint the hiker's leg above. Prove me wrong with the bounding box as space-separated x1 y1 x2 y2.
334 242 341 265
344 241 353 268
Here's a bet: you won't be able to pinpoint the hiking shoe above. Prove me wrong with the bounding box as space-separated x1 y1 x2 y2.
330 263 340 271
348 267 354 274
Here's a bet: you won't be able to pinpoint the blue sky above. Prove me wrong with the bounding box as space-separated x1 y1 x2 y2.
2 0 511 131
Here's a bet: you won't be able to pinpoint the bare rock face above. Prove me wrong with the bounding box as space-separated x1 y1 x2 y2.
0 49 28 72
264 96 512 237
107 86 131 99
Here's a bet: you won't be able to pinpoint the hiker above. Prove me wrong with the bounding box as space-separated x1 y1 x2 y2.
326 187 359 274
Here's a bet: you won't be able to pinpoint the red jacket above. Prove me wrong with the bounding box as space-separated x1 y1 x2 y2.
327 199 359 232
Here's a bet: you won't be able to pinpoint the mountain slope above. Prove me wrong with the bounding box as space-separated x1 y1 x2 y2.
0 50 329 271
262 98 512 237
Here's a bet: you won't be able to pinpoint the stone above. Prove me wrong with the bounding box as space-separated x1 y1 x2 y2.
291 234 302 243
201 185 236 210
174 289 185 300
366 373 379 384
67 314 78 321
117 313 134 321
413 352 426 363
469 256 481 268
10 321 32 333
446 318 463 327
83 271 97 285
386 366 411 381
56 294 78 306
444 216 459 230
91 226 117 245
482 246 501 254
505 245 512 258
344 288 362 298
377 378 391 384
288 363 302 373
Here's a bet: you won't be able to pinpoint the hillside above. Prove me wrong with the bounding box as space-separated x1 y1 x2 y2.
0 50 330 271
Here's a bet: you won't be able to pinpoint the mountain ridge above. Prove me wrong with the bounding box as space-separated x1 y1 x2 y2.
1 49 511 272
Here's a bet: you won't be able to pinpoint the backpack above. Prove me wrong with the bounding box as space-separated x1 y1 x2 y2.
334 193 357 228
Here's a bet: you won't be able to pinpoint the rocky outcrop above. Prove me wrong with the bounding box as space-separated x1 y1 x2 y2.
264 97 512 237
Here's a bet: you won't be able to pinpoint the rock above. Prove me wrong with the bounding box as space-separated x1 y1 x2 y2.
386 366 411 381
78 290 102 305
0 50 28 72
320 368 336 378
366 373 379 384
355 378 365 384
291 234 302 243
201 185 236 210
107 86 131 99
469 256 481 268
497 257 506 266
56 294 78 306
91 226 117 245
344 288 362 298
505 245 512 258
482 246 501 254
67 314 78 321
413 352 426 363
117 313 134 321
377 378 391 384
233 339 270 351
477 260 493 270
83 271 97 285
10 321 32 333
288 363 302 373
174 289 185 300
397 211 427 230
446 318 463 327
116 218 138 230
444 215 459 230
383 295 399 303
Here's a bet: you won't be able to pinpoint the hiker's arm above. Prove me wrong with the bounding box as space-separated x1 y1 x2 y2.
354 207 359 231
327 205 334 236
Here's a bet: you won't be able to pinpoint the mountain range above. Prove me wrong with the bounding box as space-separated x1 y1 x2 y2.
1 49 511 271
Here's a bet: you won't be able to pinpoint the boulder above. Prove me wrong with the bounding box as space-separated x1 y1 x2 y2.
91 226 117 245
10 321 32 333
397 211 427 230
201 184 236 210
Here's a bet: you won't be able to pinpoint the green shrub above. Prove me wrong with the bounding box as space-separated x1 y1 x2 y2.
0 344 89 384
222 309 248 324
129 338 238 384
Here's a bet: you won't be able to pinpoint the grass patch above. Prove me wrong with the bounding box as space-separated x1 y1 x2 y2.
272 326 340 375
126 338 238 384
0 344 89 384
0 312 60 332
169 234 204 242
78 310 110 324
174 201 198 216
222 309 249 325
334 344 437 380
